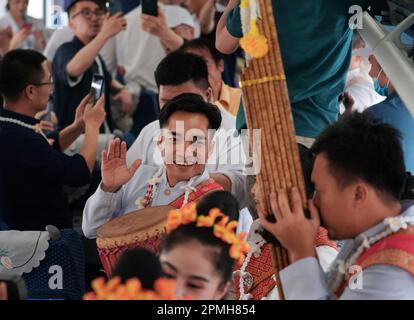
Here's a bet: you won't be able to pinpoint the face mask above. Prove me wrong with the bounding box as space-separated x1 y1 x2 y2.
374 69 390 97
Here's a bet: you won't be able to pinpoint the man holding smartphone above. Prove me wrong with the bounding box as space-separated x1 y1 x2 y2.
0 49 106 231
52 0 132 131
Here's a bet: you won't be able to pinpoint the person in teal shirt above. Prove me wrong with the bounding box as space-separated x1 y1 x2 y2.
216 0 370 138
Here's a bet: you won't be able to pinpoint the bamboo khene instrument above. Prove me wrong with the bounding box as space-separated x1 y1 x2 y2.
240 0 308 300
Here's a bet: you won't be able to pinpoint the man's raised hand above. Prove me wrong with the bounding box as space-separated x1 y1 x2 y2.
101 138 141 193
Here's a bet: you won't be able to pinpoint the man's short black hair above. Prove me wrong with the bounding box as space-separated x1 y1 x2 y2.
180 37 224 65
154 51 210 90
66 0 102 16
158 93 221 131
0 49 46 102
310 112 406 201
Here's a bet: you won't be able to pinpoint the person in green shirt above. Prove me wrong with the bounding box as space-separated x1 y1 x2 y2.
216 0 370 140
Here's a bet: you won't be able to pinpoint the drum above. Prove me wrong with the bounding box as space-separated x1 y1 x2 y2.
96 205 174 277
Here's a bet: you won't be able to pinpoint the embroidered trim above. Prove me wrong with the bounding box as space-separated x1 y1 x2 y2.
328 215 414 299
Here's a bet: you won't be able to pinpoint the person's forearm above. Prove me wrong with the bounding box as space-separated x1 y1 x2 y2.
112 78 124 90
79 127 100 173
216 0 240 54
199 0 216 35
210 173 232 192
159 29 184 53
66 33 108 78
58 123 84 151
280 257 330 300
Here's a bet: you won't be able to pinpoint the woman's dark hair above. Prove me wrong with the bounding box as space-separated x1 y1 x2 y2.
158 93 222 131
197 191 239 221
112 248 163 289
162 203 237 288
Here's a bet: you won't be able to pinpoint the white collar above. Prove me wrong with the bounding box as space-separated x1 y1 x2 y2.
160 166 209 190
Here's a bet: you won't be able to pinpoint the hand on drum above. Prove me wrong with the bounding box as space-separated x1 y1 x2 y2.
101 138 142 193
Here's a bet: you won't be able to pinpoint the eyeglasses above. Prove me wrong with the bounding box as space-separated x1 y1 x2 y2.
71 8 106 20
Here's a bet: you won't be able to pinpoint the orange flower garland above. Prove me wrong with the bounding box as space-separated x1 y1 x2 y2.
84 277 190 300
240 0 269 59
166 203 251 265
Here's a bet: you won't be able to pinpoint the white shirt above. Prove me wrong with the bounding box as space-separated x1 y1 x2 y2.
237 208 254 235
114 6 166 96
0 12 43 51
43 26 73 61
82 165 210 239
340 66 386 114
126 106 248 207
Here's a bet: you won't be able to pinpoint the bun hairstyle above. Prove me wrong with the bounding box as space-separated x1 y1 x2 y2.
112 248 164 290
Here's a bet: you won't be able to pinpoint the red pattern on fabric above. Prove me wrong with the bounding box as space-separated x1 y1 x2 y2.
99 234 165 277
169 178 223 209
315 227 338 250
356 233 414 265
141 184 155 208
234 243 275 300
335 228 414 298
234 227 336 300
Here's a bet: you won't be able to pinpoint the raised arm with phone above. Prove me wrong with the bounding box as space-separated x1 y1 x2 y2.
66 10 127 78
142 0 159 16
53 0 134 130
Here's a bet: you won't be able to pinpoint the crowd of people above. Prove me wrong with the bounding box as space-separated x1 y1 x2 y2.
0 0 414 300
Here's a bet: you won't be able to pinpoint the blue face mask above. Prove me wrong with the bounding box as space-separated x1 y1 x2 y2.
374 69 390 97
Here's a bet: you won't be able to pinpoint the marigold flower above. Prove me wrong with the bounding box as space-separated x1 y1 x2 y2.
240 21 269 59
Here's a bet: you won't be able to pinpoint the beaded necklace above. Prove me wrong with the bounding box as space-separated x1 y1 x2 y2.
0 116 49 143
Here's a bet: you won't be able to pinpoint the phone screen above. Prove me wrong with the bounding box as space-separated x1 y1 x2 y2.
108 0 123 15
142 0 158 16
90 75 105 105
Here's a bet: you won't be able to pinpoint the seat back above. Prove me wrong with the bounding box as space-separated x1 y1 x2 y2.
22 229 85 300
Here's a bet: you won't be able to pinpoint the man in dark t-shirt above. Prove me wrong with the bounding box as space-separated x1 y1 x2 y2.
53 0 133 130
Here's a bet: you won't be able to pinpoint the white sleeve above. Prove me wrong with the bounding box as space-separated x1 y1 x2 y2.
280 257 330 300
316 245 338 272
100 37 117 77
237 208 254 234
43 40 58 61
211 129 247 207
339 265 414 300
82 184 124 239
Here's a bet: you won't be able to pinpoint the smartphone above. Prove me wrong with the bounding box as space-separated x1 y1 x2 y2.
108 0 123 15
90 74 105 105
142 0 158 16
